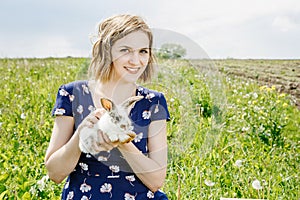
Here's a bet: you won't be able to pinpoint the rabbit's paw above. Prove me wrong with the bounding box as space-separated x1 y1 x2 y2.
119 131 136 144
107 133 119 143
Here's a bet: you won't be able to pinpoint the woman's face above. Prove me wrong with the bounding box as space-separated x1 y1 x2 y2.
111 30 150 84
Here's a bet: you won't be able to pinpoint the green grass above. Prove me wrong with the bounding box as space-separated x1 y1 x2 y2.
0 58 299 199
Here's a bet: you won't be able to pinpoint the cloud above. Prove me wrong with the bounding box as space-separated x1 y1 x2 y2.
272 16 299 32
0 0 299 58
0 35 89 58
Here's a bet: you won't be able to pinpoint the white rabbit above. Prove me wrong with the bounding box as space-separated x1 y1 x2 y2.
79 96 144 155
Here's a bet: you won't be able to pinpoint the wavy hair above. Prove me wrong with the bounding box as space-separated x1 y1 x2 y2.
88 14 155 83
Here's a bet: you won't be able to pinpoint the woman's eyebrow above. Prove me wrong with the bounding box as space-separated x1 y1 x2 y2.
118 45 149 49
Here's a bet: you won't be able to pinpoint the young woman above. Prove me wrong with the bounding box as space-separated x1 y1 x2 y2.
44 14 170 200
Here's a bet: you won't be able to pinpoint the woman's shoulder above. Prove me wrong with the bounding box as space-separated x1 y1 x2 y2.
62 80 88 89
59 80 88 93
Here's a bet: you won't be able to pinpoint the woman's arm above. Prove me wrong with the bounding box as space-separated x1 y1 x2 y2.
44 109 112 183
118 119 168 192
44 116 81 183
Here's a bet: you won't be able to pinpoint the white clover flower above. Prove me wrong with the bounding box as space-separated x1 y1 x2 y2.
235 159 243 167
252 92 258 99
243 93 250 98
252 179 262 190
29 186 37 195
241 127 249 132
37 175 49 191
204 179 215 187
20 113 26 119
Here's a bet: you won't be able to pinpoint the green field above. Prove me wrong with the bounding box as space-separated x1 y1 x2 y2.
0 58 299 199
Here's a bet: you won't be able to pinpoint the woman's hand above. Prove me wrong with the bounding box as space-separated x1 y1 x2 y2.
78 109 119 154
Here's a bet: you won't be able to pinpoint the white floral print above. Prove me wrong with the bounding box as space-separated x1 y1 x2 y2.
80 195 90 200
154 105 159 113
82 84 90 94
80 179 91 193
134 132 143 143
109 165 120 173
77 105 83 114
145 93 155 101
142 110 151 119
64 181 69 189
108 165 120 178
86 153 92 158
54 108 65 115
88 105 95 112
125 175 136 186
69 95 75 102
124 193 136 200
147 190 155 198
59 88 69 96
97 155 109 161
79 163 88 171
100 183 112 198
66 191 74 200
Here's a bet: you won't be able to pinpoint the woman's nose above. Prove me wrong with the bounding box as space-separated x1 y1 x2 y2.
128 51 140 65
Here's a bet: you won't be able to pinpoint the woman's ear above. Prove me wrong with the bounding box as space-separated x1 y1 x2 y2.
100 98 114 111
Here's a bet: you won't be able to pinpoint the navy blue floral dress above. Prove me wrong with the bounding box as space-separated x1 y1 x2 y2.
52 80 170 200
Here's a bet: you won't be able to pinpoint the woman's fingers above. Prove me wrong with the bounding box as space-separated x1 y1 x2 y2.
83 109 105 128
96 130 119 151
94 108 105 120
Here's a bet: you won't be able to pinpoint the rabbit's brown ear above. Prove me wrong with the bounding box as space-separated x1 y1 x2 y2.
100 98 113 111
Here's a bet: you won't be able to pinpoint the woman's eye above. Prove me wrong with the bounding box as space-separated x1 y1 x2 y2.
140 49 149 54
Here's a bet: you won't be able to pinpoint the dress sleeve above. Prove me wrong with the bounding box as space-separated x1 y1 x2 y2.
150 92 170 122
51 83 74 117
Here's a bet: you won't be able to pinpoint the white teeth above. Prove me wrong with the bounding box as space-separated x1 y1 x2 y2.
125 67 139 72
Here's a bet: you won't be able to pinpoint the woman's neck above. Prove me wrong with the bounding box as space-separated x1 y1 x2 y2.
90 80 137 106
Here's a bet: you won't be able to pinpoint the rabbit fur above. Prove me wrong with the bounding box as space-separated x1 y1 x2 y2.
79 96 144 154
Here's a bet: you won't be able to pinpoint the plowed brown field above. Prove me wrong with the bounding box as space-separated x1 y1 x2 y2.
213 59 300 109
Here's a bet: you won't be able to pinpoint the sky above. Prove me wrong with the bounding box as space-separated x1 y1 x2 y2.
0 0 299 59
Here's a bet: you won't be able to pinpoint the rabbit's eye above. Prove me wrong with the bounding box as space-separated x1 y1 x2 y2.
120 124 126 130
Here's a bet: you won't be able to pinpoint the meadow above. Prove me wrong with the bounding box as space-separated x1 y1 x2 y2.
0 58 299 199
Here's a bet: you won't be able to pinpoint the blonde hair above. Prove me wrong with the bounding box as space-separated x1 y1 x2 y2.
88 14 155 83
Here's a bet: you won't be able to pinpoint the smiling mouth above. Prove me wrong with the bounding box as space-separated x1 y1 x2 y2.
124 67 140 74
